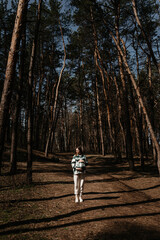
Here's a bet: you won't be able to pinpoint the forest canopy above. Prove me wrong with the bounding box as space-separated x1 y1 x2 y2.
0 0 160 181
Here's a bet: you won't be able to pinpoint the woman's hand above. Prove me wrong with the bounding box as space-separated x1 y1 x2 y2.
76 168 83 171
78 159 84 163
76 159 85 171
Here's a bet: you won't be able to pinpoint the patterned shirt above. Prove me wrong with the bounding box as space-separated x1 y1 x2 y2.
71 154 88 174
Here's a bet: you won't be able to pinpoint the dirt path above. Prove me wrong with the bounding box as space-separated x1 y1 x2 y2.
0 153 160 240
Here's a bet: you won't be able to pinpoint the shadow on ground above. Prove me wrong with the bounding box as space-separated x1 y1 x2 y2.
0 198 160 233
85 221 160 240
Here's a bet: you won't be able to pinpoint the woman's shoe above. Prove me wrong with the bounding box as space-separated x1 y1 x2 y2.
75 195 79 203
79 194 83 202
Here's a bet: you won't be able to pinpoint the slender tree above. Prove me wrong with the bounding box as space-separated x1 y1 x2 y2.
109 30 160 174
10 14 27 174
0 0 28 174
27 0 43 184
45 18 66 157
132 0 160 74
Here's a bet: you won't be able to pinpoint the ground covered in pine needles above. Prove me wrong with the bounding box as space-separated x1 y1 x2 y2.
0 150 160 240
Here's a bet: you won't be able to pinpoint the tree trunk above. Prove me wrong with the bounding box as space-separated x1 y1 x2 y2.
134 44 144 166
132 0 160 74
110 30 160 175
128 74 143 166
0 0 28 174
95 61 105 156
45 18 66 157
90 7 114 152
79 98 84 149
114 5 134 170
35 42 44 150
112 74 124 159
10 12 27 175
63 99 68 152
108 50 126 156
85 81 96 152
50 102 61 153
147 56 156 164
27 0 43 184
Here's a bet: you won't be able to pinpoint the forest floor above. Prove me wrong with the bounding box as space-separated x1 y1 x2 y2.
0 150 160 240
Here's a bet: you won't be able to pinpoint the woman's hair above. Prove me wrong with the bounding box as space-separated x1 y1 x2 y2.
76 146 83 155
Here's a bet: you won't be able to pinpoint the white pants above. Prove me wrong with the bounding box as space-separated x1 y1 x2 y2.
74 173 85 195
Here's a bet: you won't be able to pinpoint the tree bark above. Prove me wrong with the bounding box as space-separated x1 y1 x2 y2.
132 0 160 74
114 3 134 170
94 51 105 156
27 0 43 184
79 98 84 149
132 39 145 166
147 56 156 164
0 0 28 174
45 18 66 157
90 7 114 152
10 11 27 174
110 30 160 175
35 42 44 150
108 50 126 155
112 74 124 158
63 99 68 152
